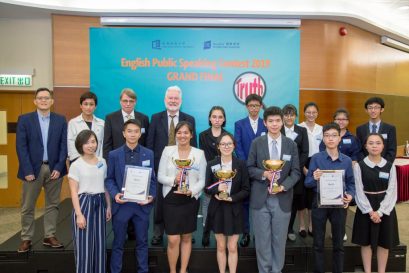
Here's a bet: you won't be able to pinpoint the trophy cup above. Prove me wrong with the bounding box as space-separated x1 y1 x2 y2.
173 158 195 194
262 159 285 194
214 169 237 200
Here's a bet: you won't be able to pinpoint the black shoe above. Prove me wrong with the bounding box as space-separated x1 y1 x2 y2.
299 229 307 238
240 233 250 247
151 235 163 246
202 231 210 247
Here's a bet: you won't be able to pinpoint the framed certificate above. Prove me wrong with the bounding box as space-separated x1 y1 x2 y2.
122 165 152 202
317 170 344 208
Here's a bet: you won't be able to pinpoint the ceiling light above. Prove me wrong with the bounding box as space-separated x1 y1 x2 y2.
381 36 409 53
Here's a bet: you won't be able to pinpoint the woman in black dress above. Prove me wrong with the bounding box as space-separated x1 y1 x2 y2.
352 133 399 273
199 106 227 246
205 132 250 273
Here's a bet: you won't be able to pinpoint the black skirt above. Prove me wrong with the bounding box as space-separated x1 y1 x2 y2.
163 188 200 235
208 201 243 236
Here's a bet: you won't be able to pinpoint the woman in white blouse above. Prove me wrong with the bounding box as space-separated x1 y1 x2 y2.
298 102 323 236
158 121 206 273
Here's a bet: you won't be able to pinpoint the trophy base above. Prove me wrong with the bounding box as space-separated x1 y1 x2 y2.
178 185 189 194
269 183 281 194
218 191 229 200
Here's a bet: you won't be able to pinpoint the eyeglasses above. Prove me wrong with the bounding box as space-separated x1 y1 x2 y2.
36 96 51 101
247 104 261 109
284 114 296 118
334 118 348 121
305 111 318 115
323 134 339 139
219 142 234 148
367 106 381 110
121 99 135 104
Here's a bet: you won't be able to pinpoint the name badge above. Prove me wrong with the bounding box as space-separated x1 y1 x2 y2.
97 161 104 169
316 136 322 141
342 139 352 144
141 128 146 134
289 132 298 141
381 133 388 139
282 154 291 161
211 164 221 172
379 172 389 179
142 160 150 167
261 132 266 136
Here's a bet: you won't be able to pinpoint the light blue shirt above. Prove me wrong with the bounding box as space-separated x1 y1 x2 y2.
369 121 381 133
37 110 50 161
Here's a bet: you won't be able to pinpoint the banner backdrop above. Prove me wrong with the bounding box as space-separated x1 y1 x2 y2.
90 28 300 135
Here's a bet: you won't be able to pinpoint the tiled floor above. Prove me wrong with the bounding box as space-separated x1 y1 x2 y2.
1 202 408 272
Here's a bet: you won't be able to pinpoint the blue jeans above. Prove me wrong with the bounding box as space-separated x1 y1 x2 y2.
311 195 346 273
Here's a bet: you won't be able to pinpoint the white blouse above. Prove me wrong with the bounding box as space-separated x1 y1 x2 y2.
299 121 322 157
354 157 397 216
68 157 107 194
158 146 207 199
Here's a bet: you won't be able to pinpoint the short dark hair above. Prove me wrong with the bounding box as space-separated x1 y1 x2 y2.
364 97 385 109
208 106 226 127
263 106 283 121
282 104 298 116
333 108 349 120
303 102 319 113
123 119 142 131
364 132 385 145
35 87 53 98
80 92 98 106
175 121 194 136
245 94 263 106
75 130 98 155
323 122 341 135
216 132 236 147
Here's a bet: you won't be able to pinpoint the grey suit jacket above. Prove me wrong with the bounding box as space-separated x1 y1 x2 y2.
247 134 300 211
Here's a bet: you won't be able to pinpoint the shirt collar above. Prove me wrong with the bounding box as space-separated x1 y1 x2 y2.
364 156 387 168
248 116 258 124
167 111 179 118
78 114 96 123
268 133 282 144
370 121 381 127
285 125 295 132
37 110 50 119
324 150 343 162
124 144 140 153
342 130 352 138
122 110 134 119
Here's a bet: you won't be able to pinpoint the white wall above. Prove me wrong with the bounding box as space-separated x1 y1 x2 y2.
0 17 52 90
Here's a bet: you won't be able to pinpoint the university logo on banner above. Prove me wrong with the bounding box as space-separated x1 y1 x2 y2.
233 72 266 104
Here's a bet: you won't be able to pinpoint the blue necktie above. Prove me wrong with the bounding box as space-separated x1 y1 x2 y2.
371 124 377 133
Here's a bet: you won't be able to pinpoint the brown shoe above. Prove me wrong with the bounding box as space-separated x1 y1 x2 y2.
43 237 63 248
17 240 31 253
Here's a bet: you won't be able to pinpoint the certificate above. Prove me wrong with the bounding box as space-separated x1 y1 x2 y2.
122 165 152 202
318 170 344 208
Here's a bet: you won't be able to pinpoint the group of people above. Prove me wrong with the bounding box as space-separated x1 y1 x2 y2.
15 85 399 273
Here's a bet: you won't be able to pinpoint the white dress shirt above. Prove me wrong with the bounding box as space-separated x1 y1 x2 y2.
122 110 134 121
284 125 298 141
167 111 180 128
299 122 322 157
248 116 259 134
67 114 105 160
268 133 282 159
354 157 397 216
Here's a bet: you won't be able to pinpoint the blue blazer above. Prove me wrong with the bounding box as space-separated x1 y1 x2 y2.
234 117 267 160
16 111 67 180
105 144 157 215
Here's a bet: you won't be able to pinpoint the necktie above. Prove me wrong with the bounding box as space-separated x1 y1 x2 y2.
371 124 377 133
126 114 132 121
271 139 279 160
168 115 176 145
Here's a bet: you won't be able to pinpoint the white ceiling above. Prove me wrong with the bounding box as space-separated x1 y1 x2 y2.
1 0 409 44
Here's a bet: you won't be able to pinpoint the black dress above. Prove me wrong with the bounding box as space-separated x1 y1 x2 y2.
352 160 399 249
204 157 250 235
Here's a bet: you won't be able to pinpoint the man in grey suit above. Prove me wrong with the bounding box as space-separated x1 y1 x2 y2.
248 106 300 273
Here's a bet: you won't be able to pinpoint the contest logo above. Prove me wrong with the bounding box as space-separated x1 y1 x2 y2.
203 41 211 50
152 40 161 50
233 72 266 104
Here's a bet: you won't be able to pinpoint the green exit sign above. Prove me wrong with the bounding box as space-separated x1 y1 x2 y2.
0 74 32 87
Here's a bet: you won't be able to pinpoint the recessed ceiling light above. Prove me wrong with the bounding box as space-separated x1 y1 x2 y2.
398 5 409 10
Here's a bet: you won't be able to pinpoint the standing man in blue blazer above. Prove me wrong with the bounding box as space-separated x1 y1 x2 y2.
105 119 156 273
16 87 67 253
146 85 196 246
234 94 267 247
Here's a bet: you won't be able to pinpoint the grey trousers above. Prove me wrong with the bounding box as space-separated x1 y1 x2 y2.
21 164 62 240
252 196 291 273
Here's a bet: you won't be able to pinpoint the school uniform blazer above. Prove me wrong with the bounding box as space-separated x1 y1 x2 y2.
105 144 156 216
103 110 149 159
157 146 206 200
205 157 250 216
356 121 397 162
16 111 67 180
247 135 300 211
234 117 267 160
146 110 197 173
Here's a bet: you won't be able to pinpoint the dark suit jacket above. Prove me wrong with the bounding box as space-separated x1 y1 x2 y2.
234 117 267 160
146 110 197 173
281 125 309 194
247 134 300 211
105 144 156 215
356 121 397 162
103 110 149 159
16 111 67 180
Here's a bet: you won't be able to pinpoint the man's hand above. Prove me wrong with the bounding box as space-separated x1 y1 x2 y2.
115 193 126 204
313 169 322 181
343 193 352 208
25 174 35 182
50 170 61 180
137 196 154 205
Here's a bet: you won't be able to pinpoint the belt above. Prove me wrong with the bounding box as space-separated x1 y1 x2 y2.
364 190 386 195
42 161 49 165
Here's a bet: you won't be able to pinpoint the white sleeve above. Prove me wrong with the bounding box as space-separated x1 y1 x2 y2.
157 147 177 187
379 164 397 216
67 120 78 160
68 162 80 182
189 151 206 198
353 163 373 214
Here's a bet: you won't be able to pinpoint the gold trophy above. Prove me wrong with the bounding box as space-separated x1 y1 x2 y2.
262 159 285 194
173 158 195 194
214 169 237 200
